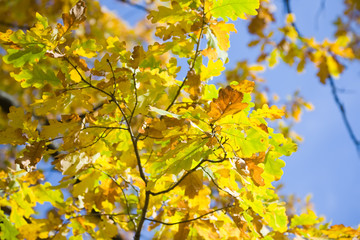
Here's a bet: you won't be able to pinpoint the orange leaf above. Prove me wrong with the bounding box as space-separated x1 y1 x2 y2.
244 152 266 187
208 86 248 122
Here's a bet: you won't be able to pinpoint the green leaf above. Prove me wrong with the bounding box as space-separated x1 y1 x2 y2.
203 84 218 100
290 211 320 228
149 106 181 119
0 211 19 240
3 46 46 67
208 0 260 21
265 203 288 233
11 65 60 88
35 12 48 29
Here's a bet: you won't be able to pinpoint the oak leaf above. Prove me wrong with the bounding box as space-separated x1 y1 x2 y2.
208 86 248 122
62 0 86 31
15 141 46 172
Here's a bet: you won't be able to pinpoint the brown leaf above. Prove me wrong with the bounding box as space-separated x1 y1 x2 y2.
317 56 329 84
62 0 86 30
15 141 46 172
129 46 146 69
174 214 191 239
69 0 87 23
208 86 248 122
185 70 201 101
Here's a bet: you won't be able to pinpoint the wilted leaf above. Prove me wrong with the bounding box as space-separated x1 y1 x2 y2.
15 141 46 172
62 0 86 30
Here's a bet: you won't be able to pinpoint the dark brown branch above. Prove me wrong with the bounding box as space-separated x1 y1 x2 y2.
145 205 234 226
134 191 150 240
284 0 360 154
149 158 228 196
66 55 150 238
0 21 29 30
83 126 128 131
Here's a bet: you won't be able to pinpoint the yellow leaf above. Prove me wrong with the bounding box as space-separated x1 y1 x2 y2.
210 21 237 51
201 59 225 81
251 104 284 120
231 80 255 93
70 69 83 83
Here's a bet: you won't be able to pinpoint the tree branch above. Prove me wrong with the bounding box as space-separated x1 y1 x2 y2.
201 166 237 198
149 158 228 196
92 166 137 228
134 191 150 240
145 205 234 226
284 0 360 154
0 21 29 30
116 0 150 13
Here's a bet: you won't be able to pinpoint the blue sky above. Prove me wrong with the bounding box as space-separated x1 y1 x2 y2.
102 0 360 228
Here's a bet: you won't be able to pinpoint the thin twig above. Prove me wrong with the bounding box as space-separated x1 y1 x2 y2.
92 166 137 228
201 166 237 198
0 21 29 30
107 59 117 95
116 0 150 13
82 126 128 131
129 71 138 124
145 205 234 226
149 158 228 196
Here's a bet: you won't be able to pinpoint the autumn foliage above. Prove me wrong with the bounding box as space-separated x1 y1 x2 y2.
0 0 359 239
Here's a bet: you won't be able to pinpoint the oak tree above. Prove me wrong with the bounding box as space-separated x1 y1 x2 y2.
0 0 359 239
